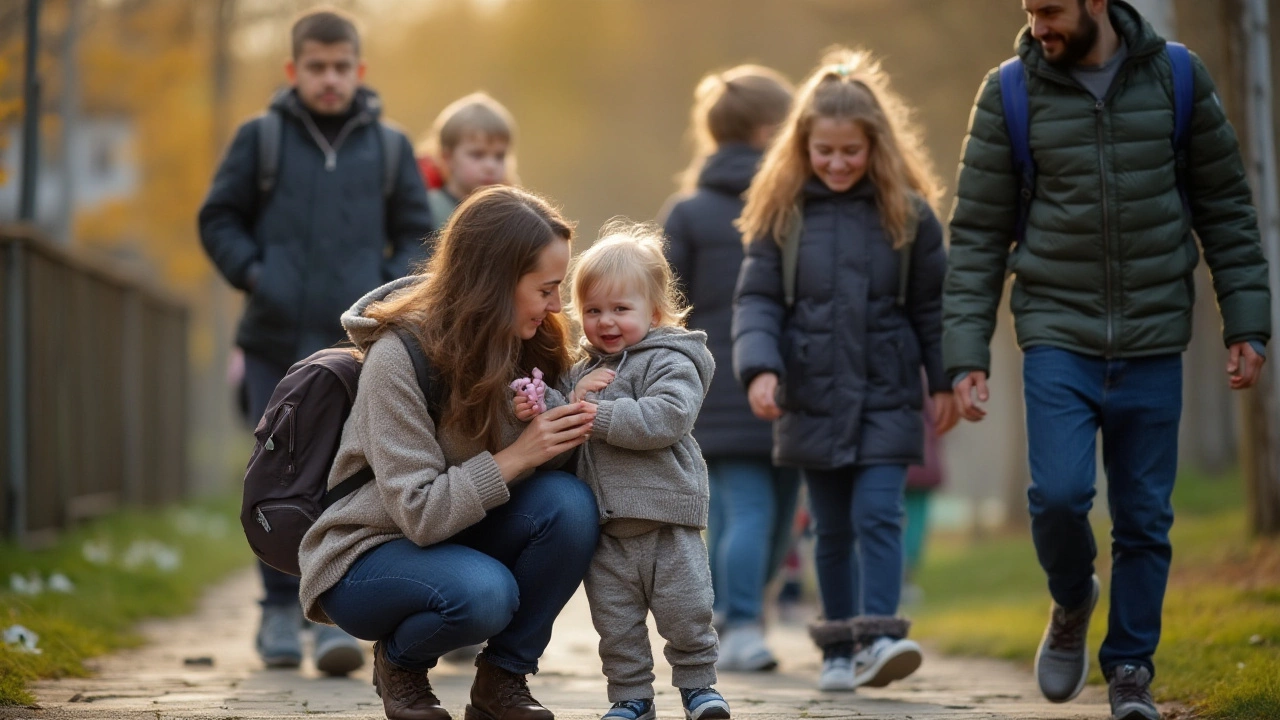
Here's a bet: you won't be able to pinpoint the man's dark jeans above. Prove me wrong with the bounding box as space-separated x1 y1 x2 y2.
319 471 599 674
1023 346 1181 677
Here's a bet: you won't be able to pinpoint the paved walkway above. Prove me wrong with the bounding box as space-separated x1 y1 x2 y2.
2 569 1143 720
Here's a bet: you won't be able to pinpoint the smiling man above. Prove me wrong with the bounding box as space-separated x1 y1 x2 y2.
942 2 1270 719
199 8 431 677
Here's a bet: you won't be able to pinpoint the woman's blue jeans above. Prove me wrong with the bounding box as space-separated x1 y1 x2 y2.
318 470 599 674
804 464 907 619
705 457 800 626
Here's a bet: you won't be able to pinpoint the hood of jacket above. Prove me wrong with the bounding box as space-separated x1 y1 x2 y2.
340 275 424 350
697 144 764 197
582 326 715 394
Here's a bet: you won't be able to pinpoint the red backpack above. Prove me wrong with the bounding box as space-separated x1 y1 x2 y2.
241 327 441 576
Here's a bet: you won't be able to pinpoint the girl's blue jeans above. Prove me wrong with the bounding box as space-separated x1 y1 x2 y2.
804 464 907 619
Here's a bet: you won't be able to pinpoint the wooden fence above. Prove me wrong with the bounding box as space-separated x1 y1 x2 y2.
1 227 189 546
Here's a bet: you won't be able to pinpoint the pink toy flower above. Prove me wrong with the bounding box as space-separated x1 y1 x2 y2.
510 367 548 415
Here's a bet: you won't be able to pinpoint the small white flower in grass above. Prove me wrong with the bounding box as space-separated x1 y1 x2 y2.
3 625 42 654
82 539 112 565
122 540 182 572
47 573 75 594
9 573 42 596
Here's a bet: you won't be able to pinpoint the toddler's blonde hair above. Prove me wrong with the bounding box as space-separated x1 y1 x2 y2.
568 221 691 340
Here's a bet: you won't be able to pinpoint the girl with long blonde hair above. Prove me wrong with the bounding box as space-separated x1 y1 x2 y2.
732 47 957 692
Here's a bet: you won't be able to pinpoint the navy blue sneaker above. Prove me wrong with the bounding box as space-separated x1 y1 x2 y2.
602 698 655 720
679 687 730 720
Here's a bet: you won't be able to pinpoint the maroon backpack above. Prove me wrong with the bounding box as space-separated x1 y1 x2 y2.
241 327 441 576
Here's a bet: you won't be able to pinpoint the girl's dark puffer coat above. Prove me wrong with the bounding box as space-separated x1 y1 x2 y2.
732 177 948 469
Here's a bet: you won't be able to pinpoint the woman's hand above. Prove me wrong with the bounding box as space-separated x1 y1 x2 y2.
494 401 596 482
747 373 782 420
932 391 960 435
572 368 616 403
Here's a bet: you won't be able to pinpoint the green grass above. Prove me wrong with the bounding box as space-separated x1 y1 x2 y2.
0 493 254 706
912 471 1280 719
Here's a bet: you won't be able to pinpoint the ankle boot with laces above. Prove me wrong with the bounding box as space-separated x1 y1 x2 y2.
464 654 553 720
372 641 451 720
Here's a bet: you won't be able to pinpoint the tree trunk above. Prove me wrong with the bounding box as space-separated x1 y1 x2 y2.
1225 0 1280 535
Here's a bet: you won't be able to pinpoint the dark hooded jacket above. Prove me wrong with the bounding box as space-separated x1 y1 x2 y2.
199 87 433 368
662 144 773 457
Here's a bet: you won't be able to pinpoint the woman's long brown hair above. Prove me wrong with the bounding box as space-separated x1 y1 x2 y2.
364 186 575 452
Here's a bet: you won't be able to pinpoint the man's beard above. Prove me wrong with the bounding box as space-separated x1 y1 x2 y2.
1043 10 1100 67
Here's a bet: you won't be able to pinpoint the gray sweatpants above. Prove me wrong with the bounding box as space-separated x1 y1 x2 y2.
583 524 718 701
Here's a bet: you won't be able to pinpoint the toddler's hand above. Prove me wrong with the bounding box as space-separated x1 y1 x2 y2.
513 395 539 422
572 368 615 403
511 367 549 417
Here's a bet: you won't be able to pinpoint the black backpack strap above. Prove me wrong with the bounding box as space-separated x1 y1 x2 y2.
323 466 373 509
391 326 444 420
321 328 443 510
256 109 283 197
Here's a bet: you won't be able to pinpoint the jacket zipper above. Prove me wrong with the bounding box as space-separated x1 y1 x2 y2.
1095 99 1113 357
296 110 369 171
264 404 296 475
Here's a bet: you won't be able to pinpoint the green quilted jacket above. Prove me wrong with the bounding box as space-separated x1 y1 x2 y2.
943 0 1270 377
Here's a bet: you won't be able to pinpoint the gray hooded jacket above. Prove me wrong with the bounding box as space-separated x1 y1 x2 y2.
567 327 715 530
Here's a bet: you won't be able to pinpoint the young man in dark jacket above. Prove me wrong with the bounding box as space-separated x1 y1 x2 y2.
198 9 432 676
943 2 1270 718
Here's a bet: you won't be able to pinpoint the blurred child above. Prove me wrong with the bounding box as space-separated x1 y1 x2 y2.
732 47 957 692
516 224 729 720
659 64 797 673
416 92 518 230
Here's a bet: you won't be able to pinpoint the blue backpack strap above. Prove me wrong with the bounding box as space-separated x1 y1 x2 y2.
1165 41 1194 213
999 57 1034 245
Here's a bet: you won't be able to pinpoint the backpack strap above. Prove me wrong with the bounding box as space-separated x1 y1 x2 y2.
378 122 402 200
321 328 443 510
897 196 926 307
781 201 804 310
256 109 283 197
999 56 1035 247
390 325 445 420
1165 41 1194 214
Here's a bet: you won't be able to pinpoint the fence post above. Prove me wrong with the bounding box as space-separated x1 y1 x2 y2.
5 240 28 541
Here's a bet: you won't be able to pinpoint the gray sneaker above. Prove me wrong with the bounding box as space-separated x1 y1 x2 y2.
717 624 778 672
256 603 303 668
313 622 365 676
1034 575 1100 703
1108 665 1160 720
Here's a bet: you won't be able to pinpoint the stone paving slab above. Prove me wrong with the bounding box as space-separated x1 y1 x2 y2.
0 568 1163 719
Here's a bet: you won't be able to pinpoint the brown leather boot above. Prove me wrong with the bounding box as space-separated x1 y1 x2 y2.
463 654 553 720
372 641 452 720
